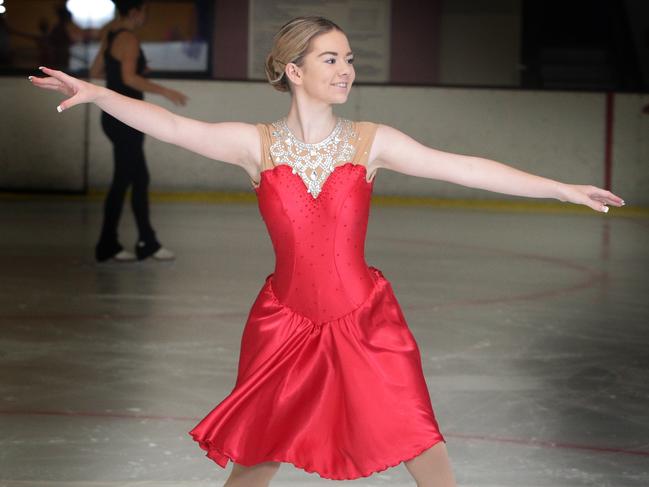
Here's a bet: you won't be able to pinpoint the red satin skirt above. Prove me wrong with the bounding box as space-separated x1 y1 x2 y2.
189 266 445 480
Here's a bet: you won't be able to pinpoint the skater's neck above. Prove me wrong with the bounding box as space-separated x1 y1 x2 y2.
285 97 336 144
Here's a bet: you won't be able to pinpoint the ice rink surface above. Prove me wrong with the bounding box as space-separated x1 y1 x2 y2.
1 199 648 487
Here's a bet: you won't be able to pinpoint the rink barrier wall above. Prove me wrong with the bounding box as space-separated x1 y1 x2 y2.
1 77 648 204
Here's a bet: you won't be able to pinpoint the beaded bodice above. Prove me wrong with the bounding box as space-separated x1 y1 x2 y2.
269 117 357 198
253 120 379 324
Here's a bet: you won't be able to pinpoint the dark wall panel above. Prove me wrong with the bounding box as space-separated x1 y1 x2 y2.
212 0 248 79
389 0 441 84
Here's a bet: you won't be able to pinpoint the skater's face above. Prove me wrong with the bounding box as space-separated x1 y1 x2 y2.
287 30 355 104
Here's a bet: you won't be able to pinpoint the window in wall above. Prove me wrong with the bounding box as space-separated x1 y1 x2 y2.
0 0 212 76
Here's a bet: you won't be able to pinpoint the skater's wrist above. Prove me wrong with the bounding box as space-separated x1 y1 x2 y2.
93 85 113 106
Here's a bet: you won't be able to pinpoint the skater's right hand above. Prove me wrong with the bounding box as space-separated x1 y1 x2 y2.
162 87 188 107
28 66 101 112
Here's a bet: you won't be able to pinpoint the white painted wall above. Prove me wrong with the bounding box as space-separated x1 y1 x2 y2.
0 77 86 191
2 77 647 204
612 93 649 203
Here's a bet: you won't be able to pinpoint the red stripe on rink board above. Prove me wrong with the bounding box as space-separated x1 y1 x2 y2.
1 409 648 458
0 238 608 322
604 92 615 191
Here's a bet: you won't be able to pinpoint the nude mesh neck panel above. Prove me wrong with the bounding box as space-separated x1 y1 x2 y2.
269 118 358 198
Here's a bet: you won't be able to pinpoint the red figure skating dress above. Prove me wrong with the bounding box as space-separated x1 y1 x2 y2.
189 118 445 480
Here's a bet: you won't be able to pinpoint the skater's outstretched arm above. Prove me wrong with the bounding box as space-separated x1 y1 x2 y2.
29 67 259 172
370 124 624 213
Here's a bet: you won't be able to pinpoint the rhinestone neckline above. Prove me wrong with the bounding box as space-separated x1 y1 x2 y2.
268 117 357 199
277 117 342 148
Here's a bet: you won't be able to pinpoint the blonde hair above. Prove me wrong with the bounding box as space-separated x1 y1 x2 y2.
265 16 344 93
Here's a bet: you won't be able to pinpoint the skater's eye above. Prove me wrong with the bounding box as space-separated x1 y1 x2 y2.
325 57 354 65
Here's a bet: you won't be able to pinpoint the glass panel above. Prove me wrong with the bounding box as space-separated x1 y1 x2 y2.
0 0 210 74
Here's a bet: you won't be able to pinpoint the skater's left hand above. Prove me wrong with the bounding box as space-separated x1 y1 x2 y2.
559 184 625 213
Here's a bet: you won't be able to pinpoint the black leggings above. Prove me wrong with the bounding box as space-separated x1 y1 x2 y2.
96 112 160 261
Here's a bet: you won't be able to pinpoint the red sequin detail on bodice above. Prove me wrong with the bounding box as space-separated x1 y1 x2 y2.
254 162 375 324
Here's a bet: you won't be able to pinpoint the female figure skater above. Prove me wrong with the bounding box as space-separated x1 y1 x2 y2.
30 16 623 487
89 0 187 262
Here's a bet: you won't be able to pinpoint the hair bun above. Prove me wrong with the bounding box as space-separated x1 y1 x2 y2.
264 53 290 93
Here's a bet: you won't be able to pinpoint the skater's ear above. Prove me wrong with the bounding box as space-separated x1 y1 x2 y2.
285 62 303 89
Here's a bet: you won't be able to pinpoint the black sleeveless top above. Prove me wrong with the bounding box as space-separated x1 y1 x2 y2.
104 29 146 100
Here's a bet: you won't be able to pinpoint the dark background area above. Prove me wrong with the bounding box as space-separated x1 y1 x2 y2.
0 0 647 92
